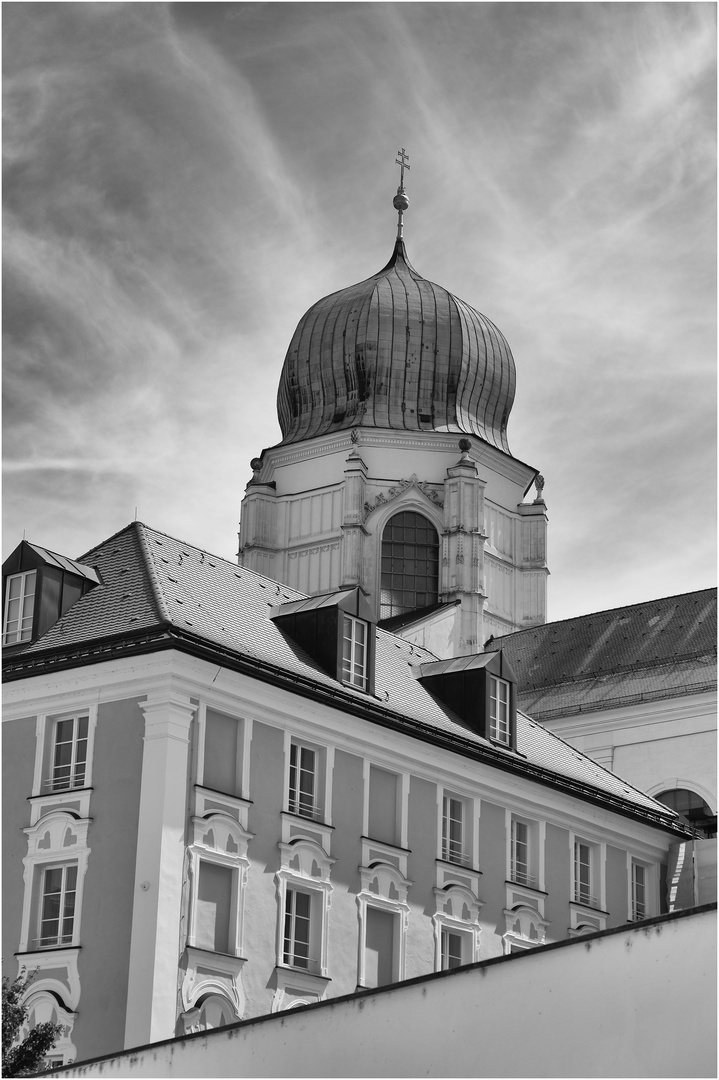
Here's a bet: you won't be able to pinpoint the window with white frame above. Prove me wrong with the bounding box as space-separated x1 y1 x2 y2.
3 570 36 644
283 887 314 970
441 926 463 969
20 812 90 958
440 926 475 970
433 883 482 971
510 818 533 887
631 860 647 921
569 835 605 915
341 614 368 691
276 839 333 981
489 675 510 744
574 838 591 907
37 863 78 948
288 740 323 821
46 715 89 792
442 794 467 865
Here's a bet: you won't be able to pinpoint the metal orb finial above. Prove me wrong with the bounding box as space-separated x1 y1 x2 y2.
394 148 410 240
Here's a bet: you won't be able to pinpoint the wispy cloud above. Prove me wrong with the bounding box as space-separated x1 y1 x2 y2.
3 2 715 616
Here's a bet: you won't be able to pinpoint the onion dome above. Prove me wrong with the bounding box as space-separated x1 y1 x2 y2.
276 239 516 453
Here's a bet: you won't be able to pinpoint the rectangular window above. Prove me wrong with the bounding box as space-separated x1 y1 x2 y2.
48 715 89 792
511 818 535 887
442 795 466 864
368 765 400 847
283 888 312 969
364 906 397 988
38 864 77 948
3 570 36 645
574 841 592 905
489 676 510 744
632 861 647 921
195 862 233 954
440 927 464 970
289 741 319 819
342 614 368 691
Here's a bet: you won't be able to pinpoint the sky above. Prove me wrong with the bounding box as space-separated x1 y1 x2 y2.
3 1 716 622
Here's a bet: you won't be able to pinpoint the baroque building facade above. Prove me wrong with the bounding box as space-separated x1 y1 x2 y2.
2 525 690 1064
1 175 706 1068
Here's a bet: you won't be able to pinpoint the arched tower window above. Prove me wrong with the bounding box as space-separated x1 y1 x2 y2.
380 512 439 621
655 789 716 838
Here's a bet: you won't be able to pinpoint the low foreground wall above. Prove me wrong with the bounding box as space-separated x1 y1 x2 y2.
52 905 716 1079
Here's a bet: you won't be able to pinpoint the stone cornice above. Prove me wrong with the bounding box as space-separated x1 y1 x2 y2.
252 429 538 490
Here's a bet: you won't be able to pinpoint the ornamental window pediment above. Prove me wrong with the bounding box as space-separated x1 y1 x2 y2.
279 837 333 882
25 812 90 860
502 903 550 952
191 813 251 861
434 883 482 924
359 861 411 906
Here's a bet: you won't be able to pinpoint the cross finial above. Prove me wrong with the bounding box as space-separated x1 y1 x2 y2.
395 147 410 191
393 149 411 240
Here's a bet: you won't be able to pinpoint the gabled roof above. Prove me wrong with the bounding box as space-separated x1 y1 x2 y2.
2 540 101 583
2 522 684 829
488 589 717 720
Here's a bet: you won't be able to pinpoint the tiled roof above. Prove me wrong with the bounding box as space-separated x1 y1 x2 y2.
4 523 680 824
489 590 717 720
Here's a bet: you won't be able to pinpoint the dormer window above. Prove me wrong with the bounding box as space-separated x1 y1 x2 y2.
271 588 375 696
342 614 368 690
416 648 518 749
489 676 511 744
3 570 37 644
2 541 99 650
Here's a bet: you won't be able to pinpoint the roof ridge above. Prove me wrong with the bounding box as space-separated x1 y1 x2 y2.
78 520 139 562
133 523 173 625
494 587 718 641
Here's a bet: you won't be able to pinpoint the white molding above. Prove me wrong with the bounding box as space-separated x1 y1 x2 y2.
568 829 607 913
21 988 78 1065
20 812 91 954
15 949 82 1012
502 904 550 953
275 837 335 979
186 813 252 957
432 883 483 970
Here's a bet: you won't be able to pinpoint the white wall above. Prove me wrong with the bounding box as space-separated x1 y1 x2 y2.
542 692 717 812
52 906 716 1079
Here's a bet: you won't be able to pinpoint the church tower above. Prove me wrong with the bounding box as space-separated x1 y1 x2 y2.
239 155 548 658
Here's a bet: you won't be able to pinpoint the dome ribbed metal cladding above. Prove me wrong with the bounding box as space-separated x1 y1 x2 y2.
276 238 516 453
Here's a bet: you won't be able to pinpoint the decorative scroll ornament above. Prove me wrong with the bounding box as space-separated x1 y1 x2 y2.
363 474 443 519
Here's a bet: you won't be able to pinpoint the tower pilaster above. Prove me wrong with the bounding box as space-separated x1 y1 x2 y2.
441 442 488 653
340 440 369 589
